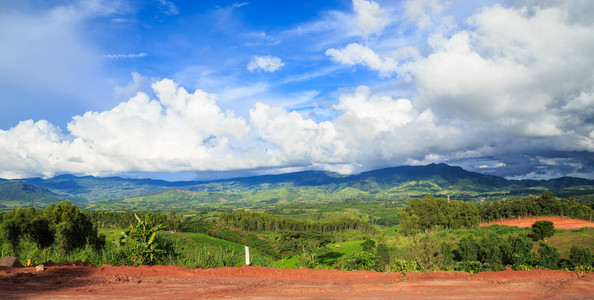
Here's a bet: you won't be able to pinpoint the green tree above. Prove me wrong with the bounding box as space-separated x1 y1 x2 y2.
538 242 560 269
26 216 54 249
569 245 593 268
409 234 448 271
2 218 23 254
398 211 420 236
361 238 376 252
375 243 391 271
44 201 105 252
529 220 555 242
454 235 479 262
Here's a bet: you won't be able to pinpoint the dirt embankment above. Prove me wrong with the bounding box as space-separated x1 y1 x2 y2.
1 264 593 299
480 216 594 230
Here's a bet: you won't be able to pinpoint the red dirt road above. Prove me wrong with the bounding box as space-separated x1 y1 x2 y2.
480 216 594 230
1 264 593 299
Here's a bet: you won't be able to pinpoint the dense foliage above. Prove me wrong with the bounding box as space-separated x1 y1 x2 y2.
119 214 167 265
0 201 104 254
218 211 377 235
398 195 479 235
529 221 555 241
479 191 593 222
2 191 593 274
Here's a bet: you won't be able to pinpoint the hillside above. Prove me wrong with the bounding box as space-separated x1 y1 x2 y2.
1 163 593 211
0 180 67 210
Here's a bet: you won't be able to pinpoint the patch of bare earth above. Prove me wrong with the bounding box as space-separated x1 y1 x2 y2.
1 264 593 299
480 216 594 230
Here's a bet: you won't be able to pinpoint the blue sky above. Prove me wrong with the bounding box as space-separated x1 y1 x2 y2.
0 0 593 181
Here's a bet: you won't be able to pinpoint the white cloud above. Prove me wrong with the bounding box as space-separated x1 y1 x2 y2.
158 0 179 15
326 43 398 77
105 53 147 59
404 3 594 150
233 2 249 8
247 55 285 72
113 72 159 101
0 77 458 178
404 0 454 32
352 0 391 38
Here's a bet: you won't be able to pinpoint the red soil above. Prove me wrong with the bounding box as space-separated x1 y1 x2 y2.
480 216 594 230
1 264 592 299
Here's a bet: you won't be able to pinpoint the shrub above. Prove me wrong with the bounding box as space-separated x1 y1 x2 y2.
454 261 490 274
569 245 593 269
538 242 560 269
339 252 377 271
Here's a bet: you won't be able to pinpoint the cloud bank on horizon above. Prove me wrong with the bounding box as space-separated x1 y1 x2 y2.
0 0 593 180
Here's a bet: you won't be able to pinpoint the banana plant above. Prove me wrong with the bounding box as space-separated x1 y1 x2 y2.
120 214 167 265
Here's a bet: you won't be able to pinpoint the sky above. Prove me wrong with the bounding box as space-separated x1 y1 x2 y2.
0 0 593 181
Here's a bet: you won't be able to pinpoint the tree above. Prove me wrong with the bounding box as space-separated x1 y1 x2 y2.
569 245 593 268
276 230 332 268
454 235 479 262
409 234 448 271
2 218 23 254
26 216 54 249
361 238 376 252
44 201 105 252
529 220 555 242
538 242 560 269
375 243 391 271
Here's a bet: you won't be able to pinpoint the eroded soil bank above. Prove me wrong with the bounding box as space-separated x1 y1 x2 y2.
480 216 594 230
1 264 593 299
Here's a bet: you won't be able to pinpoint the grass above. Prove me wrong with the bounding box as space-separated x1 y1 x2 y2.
177 232 245 252
546 228 594 258
271 239 365 269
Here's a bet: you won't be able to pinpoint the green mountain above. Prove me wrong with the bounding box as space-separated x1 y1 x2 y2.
1 163 593 212
0 180 68 210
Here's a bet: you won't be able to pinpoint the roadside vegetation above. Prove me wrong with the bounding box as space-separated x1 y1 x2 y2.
1 192 593 273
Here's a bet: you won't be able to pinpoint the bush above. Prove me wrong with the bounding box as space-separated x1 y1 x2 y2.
538 242 560 269
390 259 418 274
569 245 593 269
339 252 377 271
454 261 490 274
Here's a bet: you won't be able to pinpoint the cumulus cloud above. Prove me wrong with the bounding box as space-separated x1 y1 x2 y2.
326 43 398 77
247 56 285 72
1 1 594 180
404 0 454 32
323 1 594 178
0 79 264 178
0 77 460 178
352 0 391 38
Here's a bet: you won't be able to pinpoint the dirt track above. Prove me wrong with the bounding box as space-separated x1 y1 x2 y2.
480 216 594 230
1 264 593 299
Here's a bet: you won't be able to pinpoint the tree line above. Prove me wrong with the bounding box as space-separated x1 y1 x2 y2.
479 191 594 222
218 211 377 235
0 201 104 254
86 211 183 232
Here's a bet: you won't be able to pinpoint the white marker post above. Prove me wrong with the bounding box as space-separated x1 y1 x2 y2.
245 246 250 266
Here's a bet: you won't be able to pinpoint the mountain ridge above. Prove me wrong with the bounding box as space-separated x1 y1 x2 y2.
1 163 593 211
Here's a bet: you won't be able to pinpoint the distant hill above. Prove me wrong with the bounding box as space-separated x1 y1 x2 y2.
1 163 593 211
0 180 68 210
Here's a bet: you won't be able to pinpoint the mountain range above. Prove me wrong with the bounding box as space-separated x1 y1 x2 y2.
1 163 593 211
